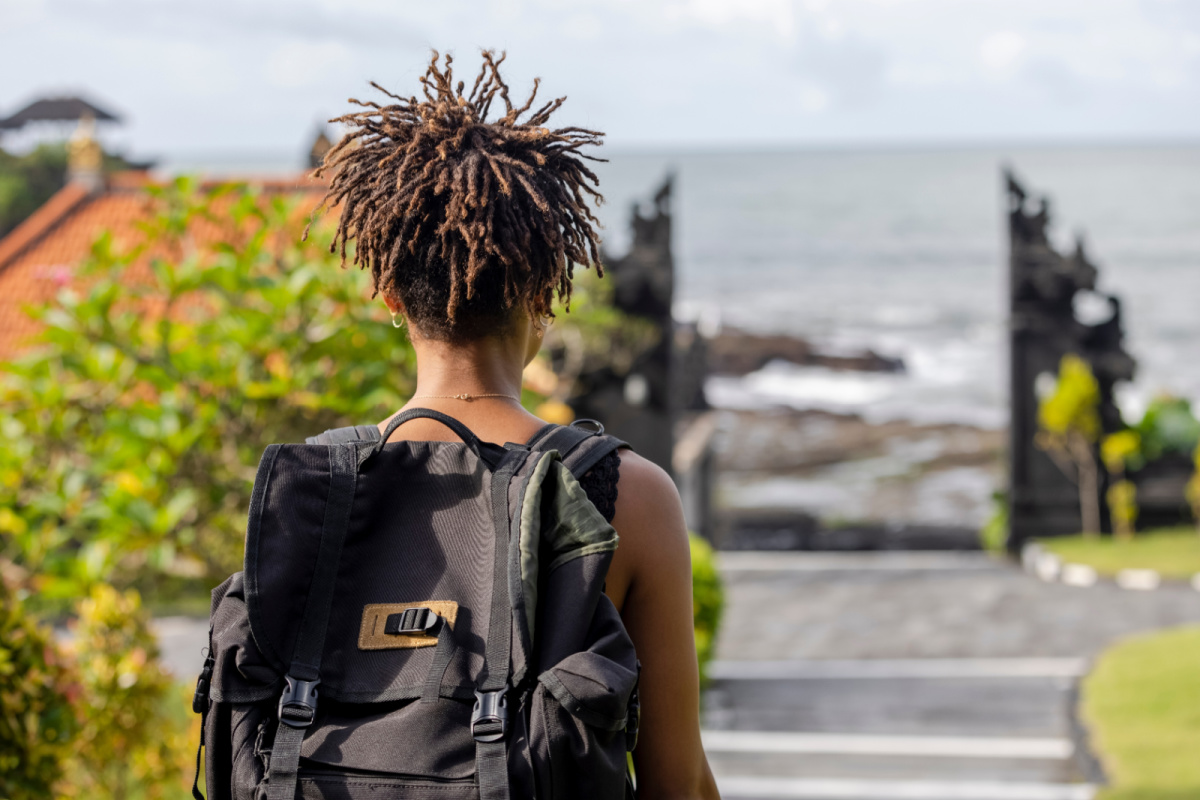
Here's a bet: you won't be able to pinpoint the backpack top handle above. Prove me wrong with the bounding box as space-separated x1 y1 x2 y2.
370 408 485 460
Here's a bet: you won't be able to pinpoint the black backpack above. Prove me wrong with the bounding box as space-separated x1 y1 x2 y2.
192 409 640 800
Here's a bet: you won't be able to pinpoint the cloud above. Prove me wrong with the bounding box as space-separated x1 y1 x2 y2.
265 41 352 89
1022 56 1088 104
793 28 888 109
979 30 1027 74
3 0 1199 152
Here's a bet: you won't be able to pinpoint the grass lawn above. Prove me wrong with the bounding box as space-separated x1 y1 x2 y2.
1082 625 1200 800
1038 527 1200 579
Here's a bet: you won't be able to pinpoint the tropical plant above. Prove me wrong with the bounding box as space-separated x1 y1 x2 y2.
60 584 189 799
1102 429 1142 540
1036 354 1104 536
0 576 79 800
0 178 417 605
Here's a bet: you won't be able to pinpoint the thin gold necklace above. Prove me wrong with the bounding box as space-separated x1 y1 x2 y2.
410 392 521 402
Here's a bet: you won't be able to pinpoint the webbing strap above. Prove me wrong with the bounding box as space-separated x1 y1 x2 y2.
191 708 206 800
480 449 520 693
266 443 358 800
266 725 305 800
476 740 509 800
473 449 523 800
529 424 629 480
567 435 627 479
420 621 458 703
534 424 594 461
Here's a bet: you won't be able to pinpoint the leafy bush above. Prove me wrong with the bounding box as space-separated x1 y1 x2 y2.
60 584 190 799
689 534 724 685
1133 396 1200 461
0 578 79 800
0 178 417 604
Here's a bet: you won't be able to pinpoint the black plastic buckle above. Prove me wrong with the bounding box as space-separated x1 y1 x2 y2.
277 675 320 729
192 652 215 714
471 687 509 743
384 607 440 636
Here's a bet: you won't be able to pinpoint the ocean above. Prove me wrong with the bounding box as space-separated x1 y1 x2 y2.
591 145 1200 430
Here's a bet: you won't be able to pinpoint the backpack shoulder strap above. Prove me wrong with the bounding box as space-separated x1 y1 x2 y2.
529 421 629 479
266 443 359 800
305 424 382 445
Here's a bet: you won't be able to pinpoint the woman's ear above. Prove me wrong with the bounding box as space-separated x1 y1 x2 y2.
383 293 404 315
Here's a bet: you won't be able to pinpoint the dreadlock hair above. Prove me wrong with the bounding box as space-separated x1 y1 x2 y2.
311 50 606 341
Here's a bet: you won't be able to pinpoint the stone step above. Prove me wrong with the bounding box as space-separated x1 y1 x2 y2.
704 674 1075 739
713 775 1096 800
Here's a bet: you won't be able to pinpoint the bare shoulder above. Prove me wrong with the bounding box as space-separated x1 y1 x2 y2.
610 449 690 572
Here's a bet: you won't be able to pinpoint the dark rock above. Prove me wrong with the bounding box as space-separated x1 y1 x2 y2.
707 327 904 376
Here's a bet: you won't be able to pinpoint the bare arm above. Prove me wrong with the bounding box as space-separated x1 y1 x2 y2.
608 452 720 800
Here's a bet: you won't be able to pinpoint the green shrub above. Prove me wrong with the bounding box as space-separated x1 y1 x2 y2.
1133 396 1200 461
0 579 79 800
689 534 724 684
61 584 190 799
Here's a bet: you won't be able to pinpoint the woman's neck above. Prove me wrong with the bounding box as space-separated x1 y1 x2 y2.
408 333 527 400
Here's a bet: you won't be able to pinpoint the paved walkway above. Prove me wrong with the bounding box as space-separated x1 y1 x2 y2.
703 551 1200 800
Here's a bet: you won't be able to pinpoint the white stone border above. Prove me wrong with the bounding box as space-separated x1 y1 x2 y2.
1021 541 1200 592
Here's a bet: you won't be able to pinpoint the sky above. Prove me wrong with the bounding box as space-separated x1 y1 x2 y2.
2 0 1199 160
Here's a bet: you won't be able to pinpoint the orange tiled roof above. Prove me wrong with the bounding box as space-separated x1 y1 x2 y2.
0 171 327 359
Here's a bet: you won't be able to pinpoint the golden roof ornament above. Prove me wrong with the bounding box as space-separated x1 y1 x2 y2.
67 113 104 191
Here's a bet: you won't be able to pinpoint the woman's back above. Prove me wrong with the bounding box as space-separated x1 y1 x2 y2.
313 49 719 799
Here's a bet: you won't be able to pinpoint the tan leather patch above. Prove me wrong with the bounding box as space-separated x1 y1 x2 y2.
357 601 459 651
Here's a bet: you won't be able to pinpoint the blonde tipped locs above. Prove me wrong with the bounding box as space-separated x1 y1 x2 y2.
309 50 606 340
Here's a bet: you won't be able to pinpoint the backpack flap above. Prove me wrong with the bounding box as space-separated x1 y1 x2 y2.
233 439 512 704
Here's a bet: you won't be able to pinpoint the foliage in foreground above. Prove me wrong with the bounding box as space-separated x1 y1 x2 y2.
63 584 192 799
0 178 417 604
0 579 191 799
0 579 78 800
1083 625 1200 799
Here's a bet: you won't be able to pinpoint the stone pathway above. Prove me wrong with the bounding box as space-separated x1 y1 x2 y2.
703 551 1200 799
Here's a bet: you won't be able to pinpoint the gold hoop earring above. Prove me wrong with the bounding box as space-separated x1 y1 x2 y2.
391 312 405 329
